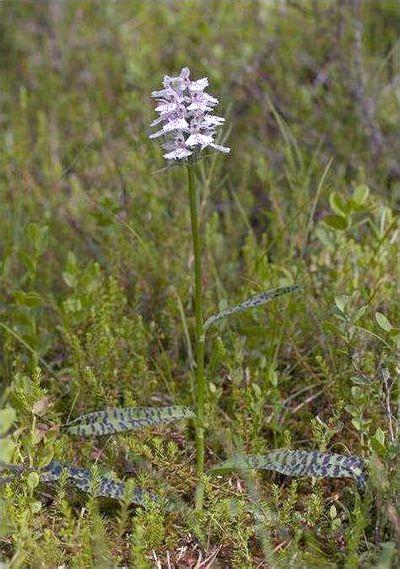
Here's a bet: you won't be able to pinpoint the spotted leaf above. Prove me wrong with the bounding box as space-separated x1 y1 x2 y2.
204 285 302 331
213 450 367 490
40 461 154 505
65 406 194 436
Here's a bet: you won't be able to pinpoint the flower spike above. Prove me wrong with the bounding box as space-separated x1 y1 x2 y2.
149 67 230 161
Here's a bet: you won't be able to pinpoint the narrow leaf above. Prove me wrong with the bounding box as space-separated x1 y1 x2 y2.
212 450 367 490
204 285 302 331
40 461 154 505
65 406 195 436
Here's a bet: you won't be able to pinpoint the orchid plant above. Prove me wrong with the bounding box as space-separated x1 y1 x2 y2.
148 68 367 513
150 68 296 511
149 67 231 510
0 68 367 519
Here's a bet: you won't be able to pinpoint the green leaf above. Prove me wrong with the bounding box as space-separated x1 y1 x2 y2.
0 439 14 463
14 291 43 308
329 192 350 216
65 406 195 436
62 272 78 288
374 427 385 445
334 295 349 313
27 471 40 490
351 375 371 386
18 251 37 277
352 184 369 206
352 305 369 323
370 428 387 457
0 407 16 435
40 461 154 506
212 450 367 490
324 214 348 231
63 251 78 288
26 223 48 255
375 312 393 332
203 285 302 331
31 501 42 513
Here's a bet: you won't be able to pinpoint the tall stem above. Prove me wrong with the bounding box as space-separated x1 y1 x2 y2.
187 163 206 511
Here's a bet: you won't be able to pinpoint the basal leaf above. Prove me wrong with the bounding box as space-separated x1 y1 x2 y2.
40 461 153 505
65 406 195 436
203 285 302 331
212 450 367 490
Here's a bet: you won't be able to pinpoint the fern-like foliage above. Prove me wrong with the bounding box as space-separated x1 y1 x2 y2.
203 285 302 330
64 406 194 436
213 450 367 490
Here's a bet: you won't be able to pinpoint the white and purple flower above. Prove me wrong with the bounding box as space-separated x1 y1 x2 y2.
149 67 230 161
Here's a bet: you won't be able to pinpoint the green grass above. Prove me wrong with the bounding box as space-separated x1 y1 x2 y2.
1 1 400 567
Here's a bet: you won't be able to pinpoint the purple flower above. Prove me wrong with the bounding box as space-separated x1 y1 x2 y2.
149 67 230 161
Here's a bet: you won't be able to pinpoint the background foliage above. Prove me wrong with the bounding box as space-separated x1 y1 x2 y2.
0 0 399 567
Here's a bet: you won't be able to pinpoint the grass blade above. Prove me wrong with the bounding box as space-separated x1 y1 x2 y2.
212 450 367 490
203 285 302 331
65 406 195 436
40 461 154 505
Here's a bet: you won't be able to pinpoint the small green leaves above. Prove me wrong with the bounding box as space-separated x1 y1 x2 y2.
13 290 43 308
352 184 369 207
203 285 302 331
375 312 393 332
352 304 369 324
326 191 350 230
65 406 195 436
324 214 348 231
0 407 16 435
329 192 350 216
0 439 14 463
62 251 79 288
329 184 369 213
324 186 370 232
334 294 350 318
26 223 48 256
27 471 40 490
212 450 367 490
370 428 386 457
0 408 16 463
40 461 153 506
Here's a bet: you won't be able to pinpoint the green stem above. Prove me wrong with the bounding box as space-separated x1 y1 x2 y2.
187 163 206 511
